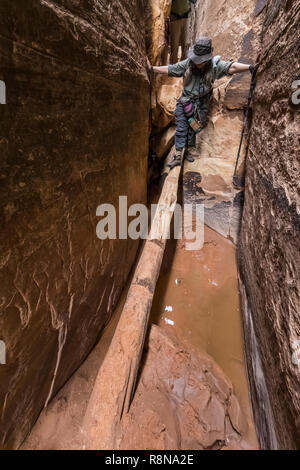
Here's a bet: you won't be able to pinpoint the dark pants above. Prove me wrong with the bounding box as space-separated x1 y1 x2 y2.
175 98 210 151
170 18 188 64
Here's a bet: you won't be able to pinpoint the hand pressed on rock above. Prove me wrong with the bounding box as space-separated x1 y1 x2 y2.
249 57 260 76
146 57 152 73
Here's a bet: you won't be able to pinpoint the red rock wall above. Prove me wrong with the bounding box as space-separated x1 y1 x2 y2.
146 0 172 65
0 0 149 449
239 0 300 449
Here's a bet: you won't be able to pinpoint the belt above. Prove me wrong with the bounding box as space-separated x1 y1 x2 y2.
180 89 213 103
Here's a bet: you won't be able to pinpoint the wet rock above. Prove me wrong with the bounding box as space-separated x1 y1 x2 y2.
0 0 149 450
183 171 204 199
117 326 251 450
183 166 244 244
204 198 243 245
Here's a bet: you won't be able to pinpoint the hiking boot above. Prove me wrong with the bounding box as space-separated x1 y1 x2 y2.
185 148 196 163
167 153 182 169
185 152 195 163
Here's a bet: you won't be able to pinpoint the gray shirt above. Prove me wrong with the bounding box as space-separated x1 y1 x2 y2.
168 56 234 101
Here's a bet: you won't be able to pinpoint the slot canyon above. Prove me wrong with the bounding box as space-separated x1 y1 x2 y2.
0 0 299 451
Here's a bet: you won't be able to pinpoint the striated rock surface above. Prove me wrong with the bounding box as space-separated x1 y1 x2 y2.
0 0 149 450
146 0 172 65
238 0 300 449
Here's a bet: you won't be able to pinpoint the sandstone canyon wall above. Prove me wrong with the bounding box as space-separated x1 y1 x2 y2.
0 0 149 449
238 0 300 449
146 0 172 65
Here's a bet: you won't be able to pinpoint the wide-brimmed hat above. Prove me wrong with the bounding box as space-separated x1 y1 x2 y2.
188 37 214 64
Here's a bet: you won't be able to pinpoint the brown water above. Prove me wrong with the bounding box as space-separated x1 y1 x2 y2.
150 225 258 447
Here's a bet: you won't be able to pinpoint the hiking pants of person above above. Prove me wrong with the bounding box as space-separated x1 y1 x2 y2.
175 99 210 151
170 18 188 63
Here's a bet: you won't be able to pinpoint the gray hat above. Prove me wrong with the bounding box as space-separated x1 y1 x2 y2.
188 37 214 64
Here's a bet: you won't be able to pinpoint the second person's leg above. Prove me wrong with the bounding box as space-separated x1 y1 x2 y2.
180 18 189 60
170 20 181 64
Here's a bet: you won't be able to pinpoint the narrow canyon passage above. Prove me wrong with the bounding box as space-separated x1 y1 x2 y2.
22 170 258 450
1 0 299 452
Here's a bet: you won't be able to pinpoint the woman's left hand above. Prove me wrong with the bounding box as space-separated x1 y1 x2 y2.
146 57 152 73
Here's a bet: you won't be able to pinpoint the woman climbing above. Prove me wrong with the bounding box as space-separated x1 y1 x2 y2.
148 37 257 169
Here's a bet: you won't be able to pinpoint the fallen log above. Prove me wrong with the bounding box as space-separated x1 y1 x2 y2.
82 147 183 449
